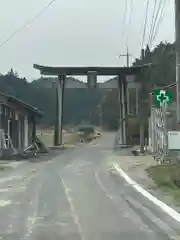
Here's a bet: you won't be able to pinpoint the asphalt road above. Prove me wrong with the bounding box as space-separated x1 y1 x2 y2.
0 133 180 240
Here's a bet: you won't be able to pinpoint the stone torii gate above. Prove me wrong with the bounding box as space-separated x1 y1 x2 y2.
33 64 143 146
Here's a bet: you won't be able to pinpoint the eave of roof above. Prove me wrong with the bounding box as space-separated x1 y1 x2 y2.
0 92 43 118
33 64 148 76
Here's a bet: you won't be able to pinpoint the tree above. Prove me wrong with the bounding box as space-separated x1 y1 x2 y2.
0 42 177 128
100 89 120 130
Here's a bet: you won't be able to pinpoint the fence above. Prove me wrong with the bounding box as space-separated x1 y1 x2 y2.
149 102 180 163
150 104 168 163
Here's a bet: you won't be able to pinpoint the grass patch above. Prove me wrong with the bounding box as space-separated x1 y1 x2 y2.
37 129 79 146
146 164 180 203
0 165 11 171
0 166 6 171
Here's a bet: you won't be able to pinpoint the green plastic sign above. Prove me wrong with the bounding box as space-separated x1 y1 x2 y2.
153 89 173 106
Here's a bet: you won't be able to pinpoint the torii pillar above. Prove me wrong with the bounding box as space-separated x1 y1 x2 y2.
54 75 66 146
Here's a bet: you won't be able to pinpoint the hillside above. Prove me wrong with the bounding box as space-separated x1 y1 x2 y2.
32 77 87 89
0 69 106 126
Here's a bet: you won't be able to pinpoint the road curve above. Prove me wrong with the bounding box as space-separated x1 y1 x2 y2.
0 133 179 240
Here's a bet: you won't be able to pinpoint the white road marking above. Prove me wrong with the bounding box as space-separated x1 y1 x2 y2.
61 177 85 240
94 169 157 233
0 175 22 183
95 166 180 239
0 200 11 207
113 163 180 224
27 217 36 226
25 212 37 238
0 188 9 193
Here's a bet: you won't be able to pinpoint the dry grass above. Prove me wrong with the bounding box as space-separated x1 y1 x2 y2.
36 129 79 147
147 164 180 203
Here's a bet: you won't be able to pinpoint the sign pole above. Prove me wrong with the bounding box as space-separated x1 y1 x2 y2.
160 102 168 163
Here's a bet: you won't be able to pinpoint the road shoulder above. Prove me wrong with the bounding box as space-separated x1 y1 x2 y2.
111 149 180 214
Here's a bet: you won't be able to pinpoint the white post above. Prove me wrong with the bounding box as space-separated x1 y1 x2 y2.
24 115 28 148
122 81 127 144
148 117 152 151
18 118 22 150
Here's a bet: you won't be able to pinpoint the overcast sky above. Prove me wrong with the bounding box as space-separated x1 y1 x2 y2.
0 0 175 81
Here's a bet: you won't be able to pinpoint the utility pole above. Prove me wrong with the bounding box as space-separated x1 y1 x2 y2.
139 49 145 153
118 47 132 145
119 47 131 67
123 75 128 145
118 75 124 145
175 0 180 123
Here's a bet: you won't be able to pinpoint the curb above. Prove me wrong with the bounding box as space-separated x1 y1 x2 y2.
113 163 180 224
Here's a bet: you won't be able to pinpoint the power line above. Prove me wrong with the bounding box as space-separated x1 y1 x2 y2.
141 0 150 50
148 0 158 46
126 0 134 48
0 0 56 50
128 0 134 27
149 0 164 48
149 0 163 47
151 1 166 45
121 0 128 51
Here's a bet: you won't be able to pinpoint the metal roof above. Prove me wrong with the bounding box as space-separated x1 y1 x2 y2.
0 92 43 118
33 64 145 76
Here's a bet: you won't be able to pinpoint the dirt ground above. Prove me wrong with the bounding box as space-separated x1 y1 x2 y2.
113 149 157 189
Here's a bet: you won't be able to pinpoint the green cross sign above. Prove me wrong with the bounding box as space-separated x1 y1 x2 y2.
153 89 173 106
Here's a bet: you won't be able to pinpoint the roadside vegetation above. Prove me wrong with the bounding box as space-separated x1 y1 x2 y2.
37 128 79 147
147 164 180 203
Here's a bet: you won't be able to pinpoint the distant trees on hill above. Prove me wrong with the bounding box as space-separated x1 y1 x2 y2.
0 41 176 130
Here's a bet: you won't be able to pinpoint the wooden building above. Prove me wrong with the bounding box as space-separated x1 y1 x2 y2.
0 92 43 154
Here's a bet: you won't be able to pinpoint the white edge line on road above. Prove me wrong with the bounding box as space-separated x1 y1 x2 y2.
113 163 180 224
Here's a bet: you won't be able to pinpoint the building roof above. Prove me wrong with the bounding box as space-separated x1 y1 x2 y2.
33 64 147 76
0 92 43 118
